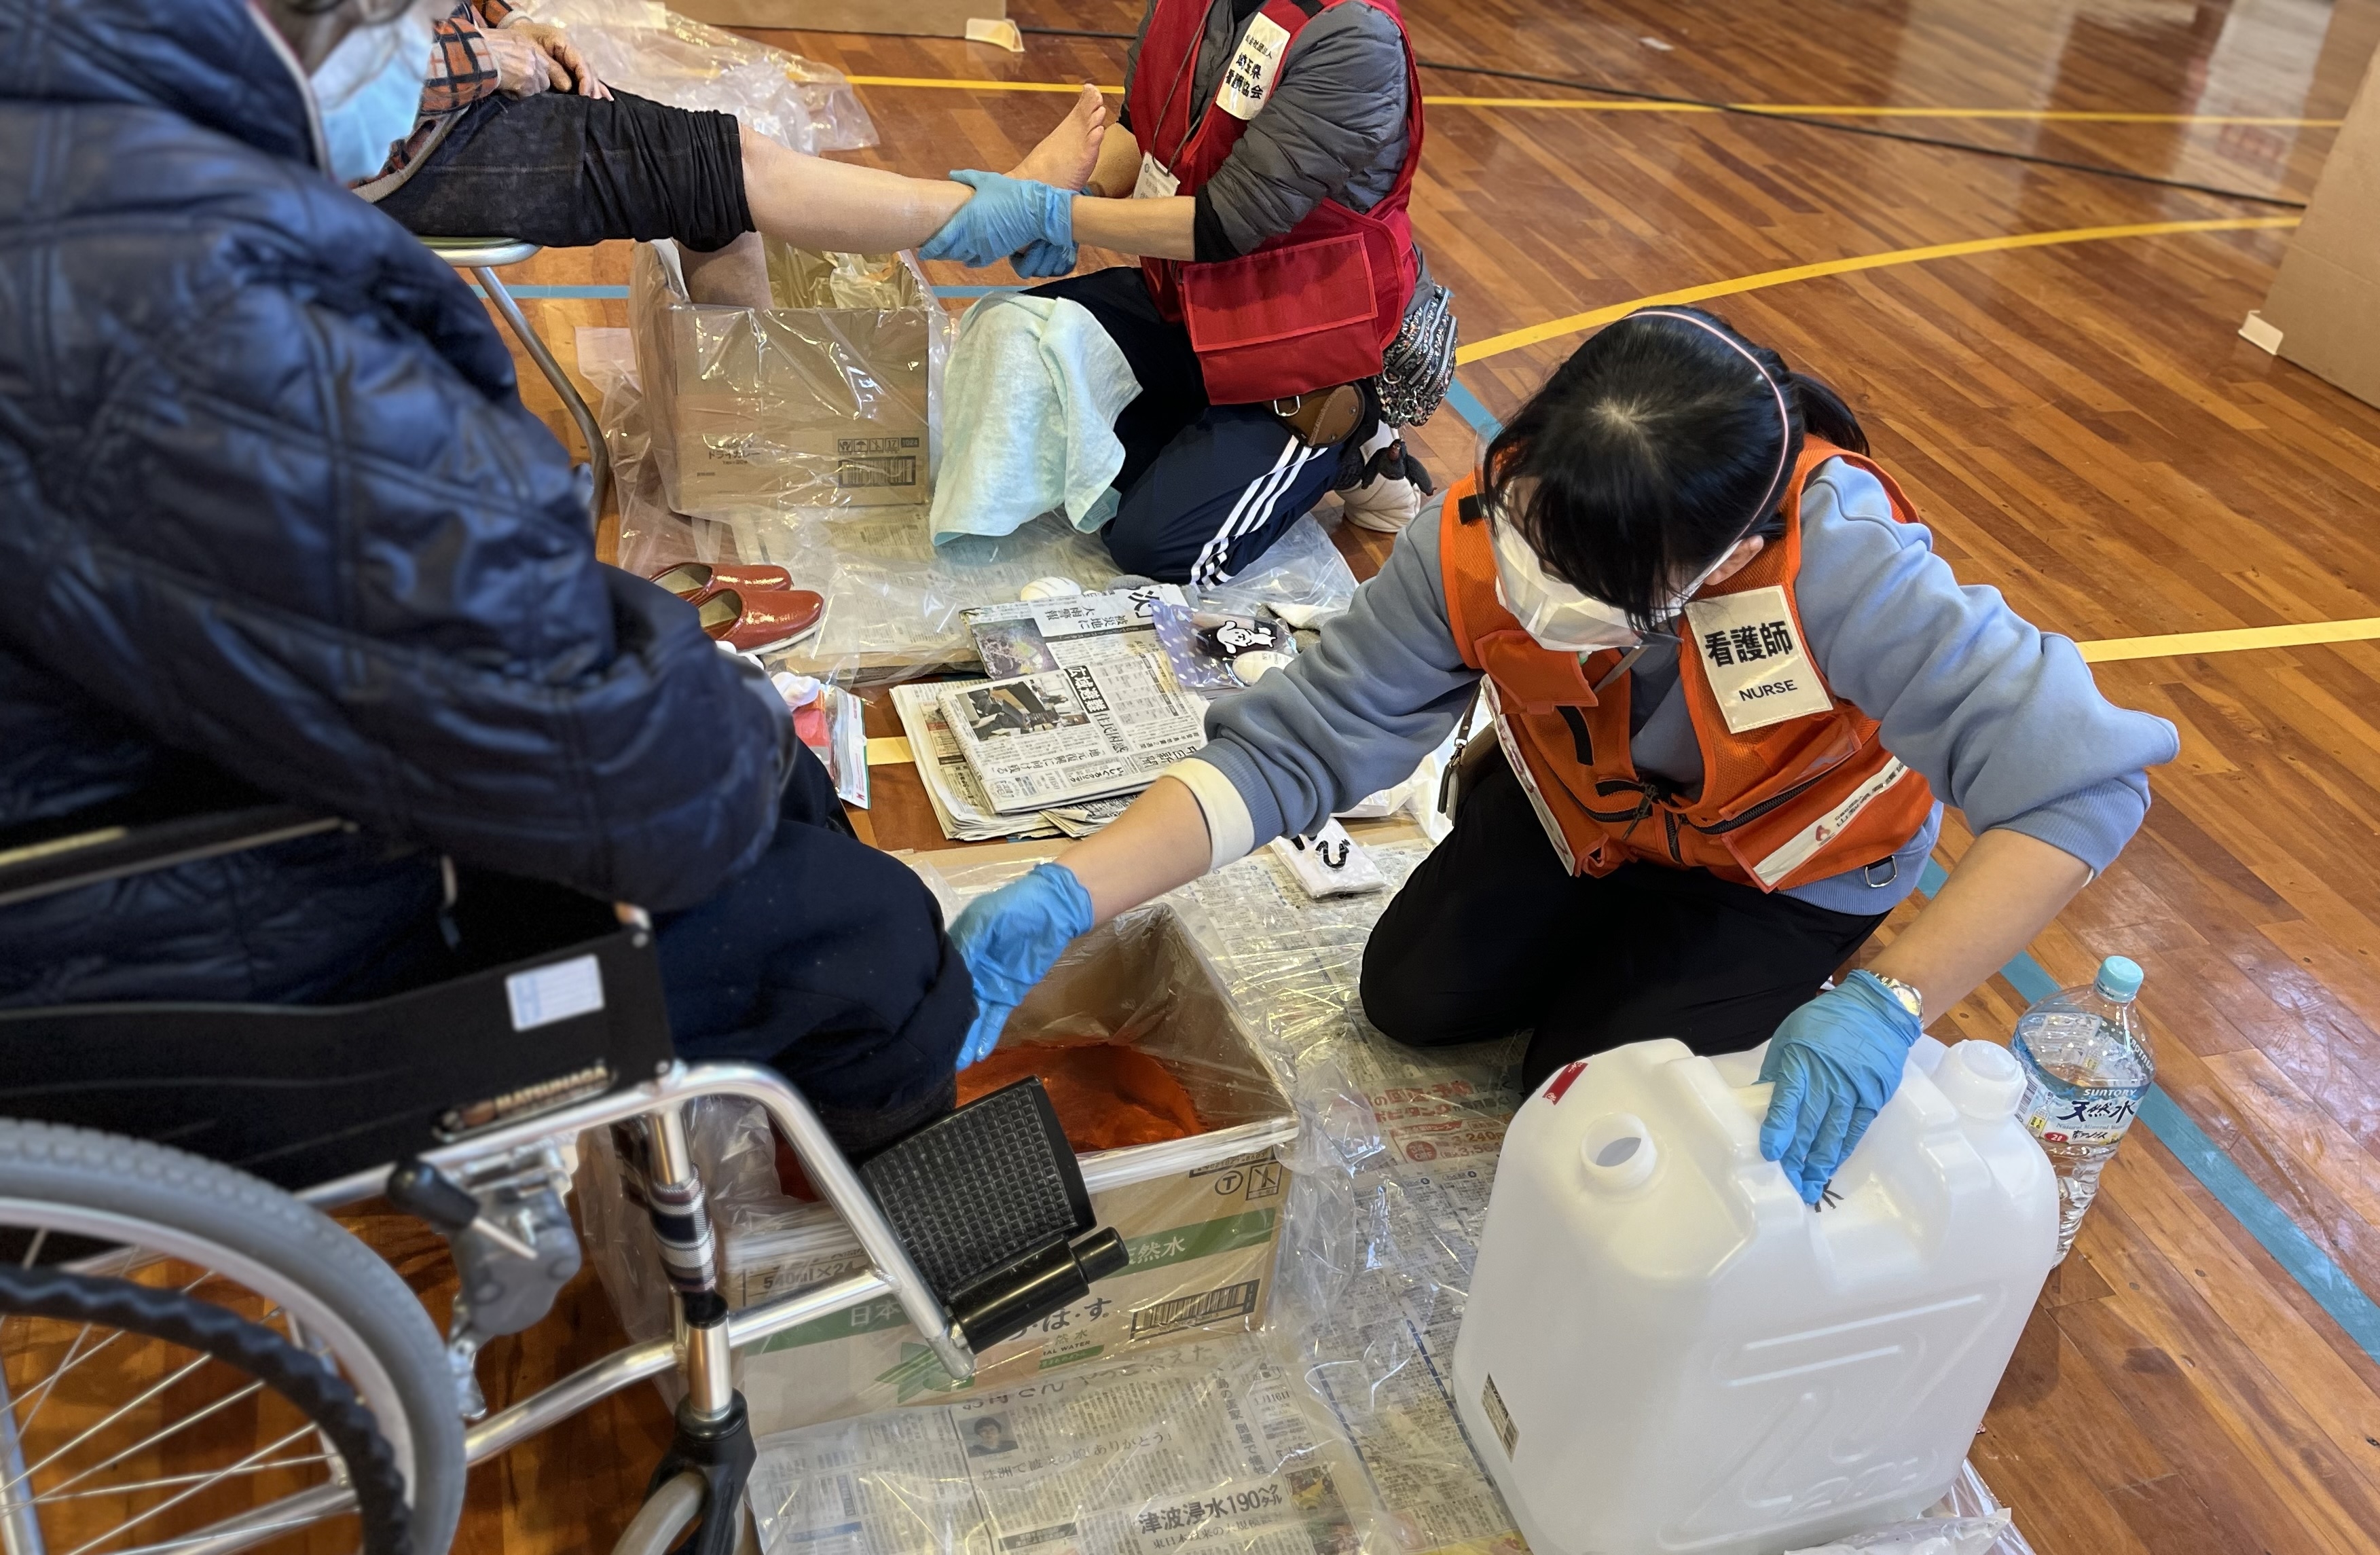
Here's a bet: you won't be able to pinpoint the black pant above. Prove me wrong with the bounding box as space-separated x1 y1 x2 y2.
375 90 752 253
650 746 965 1154
1026 268 1348 587
1359 748 1887 1093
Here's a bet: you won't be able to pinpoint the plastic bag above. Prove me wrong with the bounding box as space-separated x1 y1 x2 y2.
511 0 875 153
1201 509 1358 623
1786 1510 2013 1554
635 240 945 519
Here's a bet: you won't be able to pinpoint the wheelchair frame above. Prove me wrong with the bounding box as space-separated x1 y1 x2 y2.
0 798 992 1555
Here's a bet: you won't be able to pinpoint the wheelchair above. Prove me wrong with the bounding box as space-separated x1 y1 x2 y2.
0 790 1129 1555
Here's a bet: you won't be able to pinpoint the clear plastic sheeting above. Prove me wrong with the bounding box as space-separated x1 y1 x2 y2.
511 0 875 153
742 845 2042 1555
1201 511 1360 627
749 1340 1380 1555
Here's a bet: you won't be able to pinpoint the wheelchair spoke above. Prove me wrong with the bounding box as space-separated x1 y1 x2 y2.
59 1425 315 1555
30 1453 334 1507
4 1354 220 1497
10 1254 177 1443
16 1233 43 1271
16 1377 268 1504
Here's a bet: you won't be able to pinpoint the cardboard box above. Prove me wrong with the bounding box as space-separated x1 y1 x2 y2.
2254 51 2380 405
631 240 933 515
665 0 996 38
579 904 1301 1438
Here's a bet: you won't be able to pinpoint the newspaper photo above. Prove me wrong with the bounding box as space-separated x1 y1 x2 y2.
937 656 1207 815
890 680 1060 844
964 585 1188 677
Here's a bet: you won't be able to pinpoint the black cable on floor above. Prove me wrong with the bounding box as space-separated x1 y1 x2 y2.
1013 25 2309 211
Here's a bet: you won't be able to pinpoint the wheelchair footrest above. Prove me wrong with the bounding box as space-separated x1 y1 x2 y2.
858 1079 1128 1349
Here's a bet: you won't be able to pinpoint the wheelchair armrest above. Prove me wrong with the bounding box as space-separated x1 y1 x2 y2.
0 803 345 911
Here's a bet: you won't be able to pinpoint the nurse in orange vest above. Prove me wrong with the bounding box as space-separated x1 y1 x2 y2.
947 308 2179 1202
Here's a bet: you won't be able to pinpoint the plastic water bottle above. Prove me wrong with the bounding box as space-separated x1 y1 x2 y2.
2012 956 2155 1260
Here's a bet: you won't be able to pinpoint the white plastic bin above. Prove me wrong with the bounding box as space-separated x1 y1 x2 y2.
1452 1036 2057 1555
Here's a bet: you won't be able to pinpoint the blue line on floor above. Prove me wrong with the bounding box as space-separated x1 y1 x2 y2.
1914 858 2380 1361
1442 378 1503 439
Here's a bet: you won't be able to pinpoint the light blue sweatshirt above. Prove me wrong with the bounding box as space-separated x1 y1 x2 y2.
1169 460 2181 915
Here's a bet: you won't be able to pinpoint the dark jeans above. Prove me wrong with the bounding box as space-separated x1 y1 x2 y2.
374 90 752 253
1359 747 1888 1093
1027 268 1347 587
652 745 967 1154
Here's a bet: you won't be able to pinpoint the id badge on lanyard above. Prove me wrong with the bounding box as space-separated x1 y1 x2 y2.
1133 151 1181 200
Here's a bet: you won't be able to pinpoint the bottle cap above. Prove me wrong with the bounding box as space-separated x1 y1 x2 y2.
1935 1040 2026 1121
2095 955 2144 1002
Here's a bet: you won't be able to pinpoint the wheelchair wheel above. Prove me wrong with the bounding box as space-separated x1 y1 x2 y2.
0 1119 466 1555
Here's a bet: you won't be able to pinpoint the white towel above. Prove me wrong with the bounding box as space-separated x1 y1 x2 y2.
930 295 1141 545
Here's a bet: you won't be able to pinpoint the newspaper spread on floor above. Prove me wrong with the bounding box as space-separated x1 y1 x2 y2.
937 655 1207 813
963 585 1187 677
748 1340 1374 1555
750 843 2043 1555
889 680 1058 843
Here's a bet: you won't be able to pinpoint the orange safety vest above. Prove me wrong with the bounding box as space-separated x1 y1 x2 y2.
1127 0 1425 405
1440 441 1939 892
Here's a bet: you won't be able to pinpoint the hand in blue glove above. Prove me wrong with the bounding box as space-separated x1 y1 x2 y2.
946 863 1095 1069
918 170 1076 269
1757 970 1922 1203
1008 235 1080 280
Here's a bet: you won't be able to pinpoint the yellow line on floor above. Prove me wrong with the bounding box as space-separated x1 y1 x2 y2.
1456 215 2300 364
2079 618 2380 663
837 75 2339 126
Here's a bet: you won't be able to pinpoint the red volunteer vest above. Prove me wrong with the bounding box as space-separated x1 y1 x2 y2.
1440 443 1940 892
1127 0 1425 404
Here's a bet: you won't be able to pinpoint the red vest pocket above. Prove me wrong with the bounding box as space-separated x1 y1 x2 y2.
1180 234 1383 403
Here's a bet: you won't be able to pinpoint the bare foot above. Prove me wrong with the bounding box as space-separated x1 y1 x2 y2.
1008 83 1107 190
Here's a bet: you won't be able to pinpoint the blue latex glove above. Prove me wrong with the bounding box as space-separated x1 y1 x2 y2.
1757 970 1922 1203
918 170 1075 269
1008 235 1080 280
946 863 1095 1068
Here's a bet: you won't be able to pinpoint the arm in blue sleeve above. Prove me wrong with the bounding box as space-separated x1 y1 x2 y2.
1794 462 2180 873
1185 516 1479 854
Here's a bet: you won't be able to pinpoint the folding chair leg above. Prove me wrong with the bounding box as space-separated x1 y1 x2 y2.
474 266 610 532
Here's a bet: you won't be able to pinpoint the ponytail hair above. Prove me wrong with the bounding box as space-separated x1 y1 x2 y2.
1480 307 1867 628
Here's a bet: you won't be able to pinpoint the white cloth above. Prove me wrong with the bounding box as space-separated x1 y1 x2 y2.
929 295 1140 544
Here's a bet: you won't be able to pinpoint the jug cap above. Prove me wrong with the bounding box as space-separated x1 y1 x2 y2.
2095 956 2144 1001
1935 1040 2025 1121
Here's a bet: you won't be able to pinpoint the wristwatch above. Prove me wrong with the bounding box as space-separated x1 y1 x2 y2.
1869 972 1924 1023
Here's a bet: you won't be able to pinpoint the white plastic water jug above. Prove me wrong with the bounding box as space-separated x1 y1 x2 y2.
1452 1036 2057 1555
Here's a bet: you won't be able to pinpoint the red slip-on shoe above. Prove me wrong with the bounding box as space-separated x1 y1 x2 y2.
698 587 825 654
647 561 794 602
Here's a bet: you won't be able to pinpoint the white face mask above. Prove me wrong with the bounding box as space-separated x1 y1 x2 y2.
1488 503 1741 655
310 6 435 183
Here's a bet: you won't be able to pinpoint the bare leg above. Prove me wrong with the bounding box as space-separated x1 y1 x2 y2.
737 86 1106 254
682 230 771 308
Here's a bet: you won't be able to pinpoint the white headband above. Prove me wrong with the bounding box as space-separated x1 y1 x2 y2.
1629 308 1795 528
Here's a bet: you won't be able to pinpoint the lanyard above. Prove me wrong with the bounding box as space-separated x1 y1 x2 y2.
1150 0 1224 169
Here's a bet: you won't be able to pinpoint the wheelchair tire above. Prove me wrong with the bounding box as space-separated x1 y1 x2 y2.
0 1118 467 1554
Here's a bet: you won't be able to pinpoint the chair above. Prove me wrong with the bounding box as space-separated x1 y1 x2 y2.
424 238 611 530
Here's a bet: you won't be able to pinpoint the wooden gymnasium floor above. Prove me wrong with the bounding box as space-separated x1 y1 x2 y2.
451 2 2380 1550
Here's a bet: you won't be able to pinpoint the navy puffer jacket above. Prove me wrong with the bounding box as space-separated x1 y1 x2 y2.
0 0 788 1005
